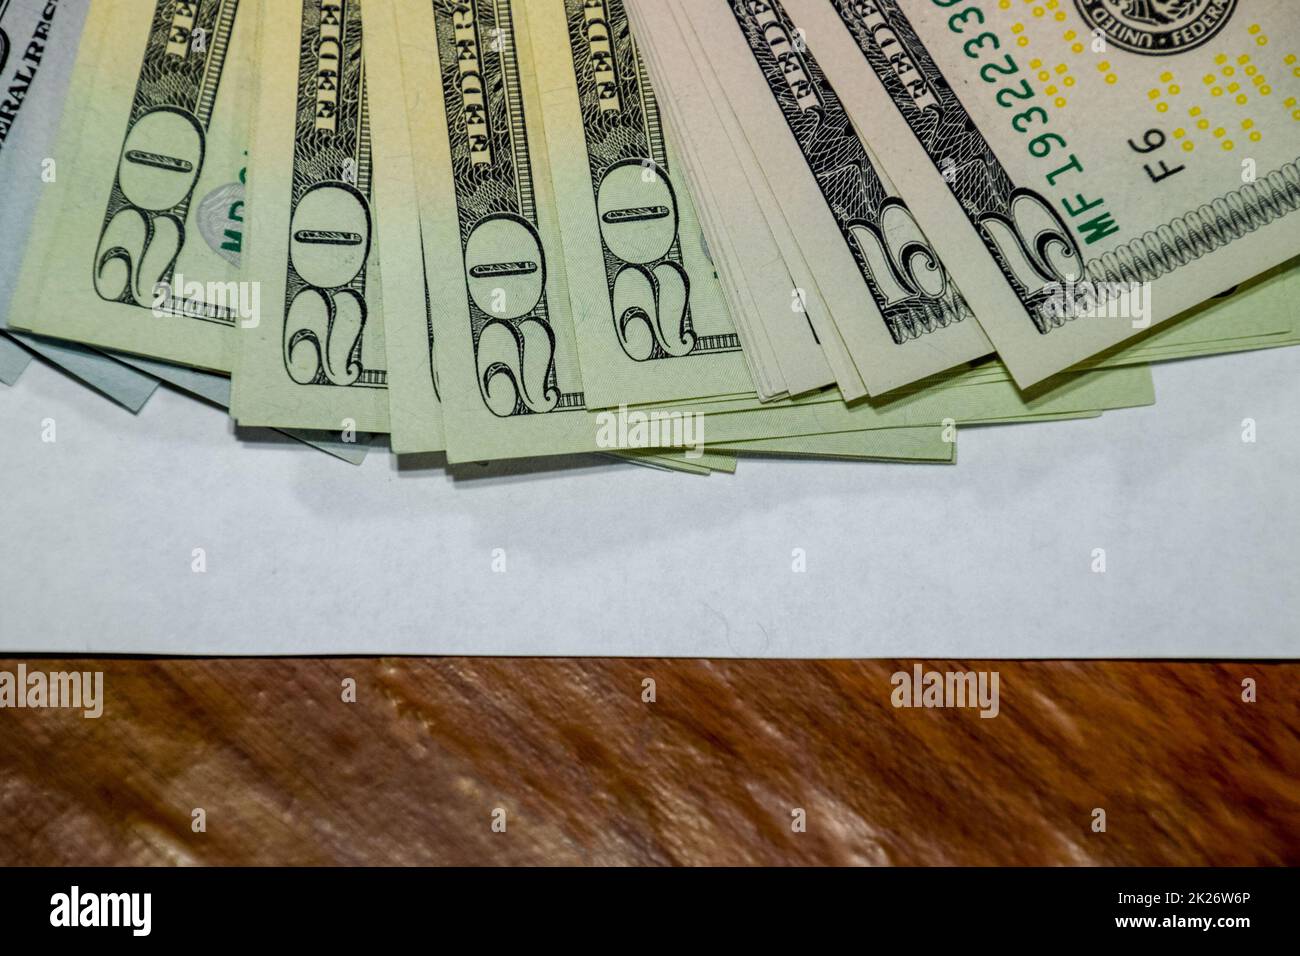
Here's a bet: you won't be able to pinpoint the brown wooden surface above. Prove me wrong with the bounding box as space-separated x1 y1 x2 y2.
0 659 1296 866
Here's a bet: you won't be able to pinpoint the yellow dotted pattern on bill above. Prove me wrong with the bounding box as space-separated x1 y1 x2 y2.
1006 0 1082 110
1150 24 1300 155
998 7 1297 148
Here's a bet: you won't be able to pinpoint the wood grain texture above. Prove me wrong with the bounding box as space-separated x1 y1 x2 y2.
0 659 1296 866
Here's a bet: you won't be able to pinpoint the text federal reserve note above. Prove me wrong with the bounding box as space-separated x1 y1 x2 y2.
787 0 1300 386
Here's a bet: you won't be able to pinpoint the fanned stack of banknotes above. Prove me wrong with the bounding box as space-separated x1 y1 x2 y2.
2 0 1298 474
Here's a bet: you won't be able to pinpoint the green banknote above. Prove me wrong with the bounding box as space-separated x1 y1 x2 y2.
230 0 390 434
10 0 258 372
531 0 758 408
365 0 446 452
386 0 609 462
1086 257 1300 367
719 426 958 463
0 0 160 408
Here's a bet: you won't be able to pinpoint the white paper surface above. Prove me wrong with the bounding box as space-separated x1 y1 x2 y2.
1 346 1297 657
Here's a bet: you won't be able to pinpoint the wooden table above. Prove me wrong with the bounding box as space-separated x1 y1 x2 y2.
1 659 1296 865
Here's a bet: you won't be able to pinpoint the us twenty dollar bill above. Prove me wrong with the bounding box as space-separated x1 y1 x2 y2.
531 0 757 409
231 0 389 434
385 0 613 462
10 0 257 372
787 0 1300 386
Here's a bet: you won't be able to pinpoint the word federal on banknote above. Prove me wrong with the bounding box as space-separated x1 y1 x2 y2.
785 0 1300 386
